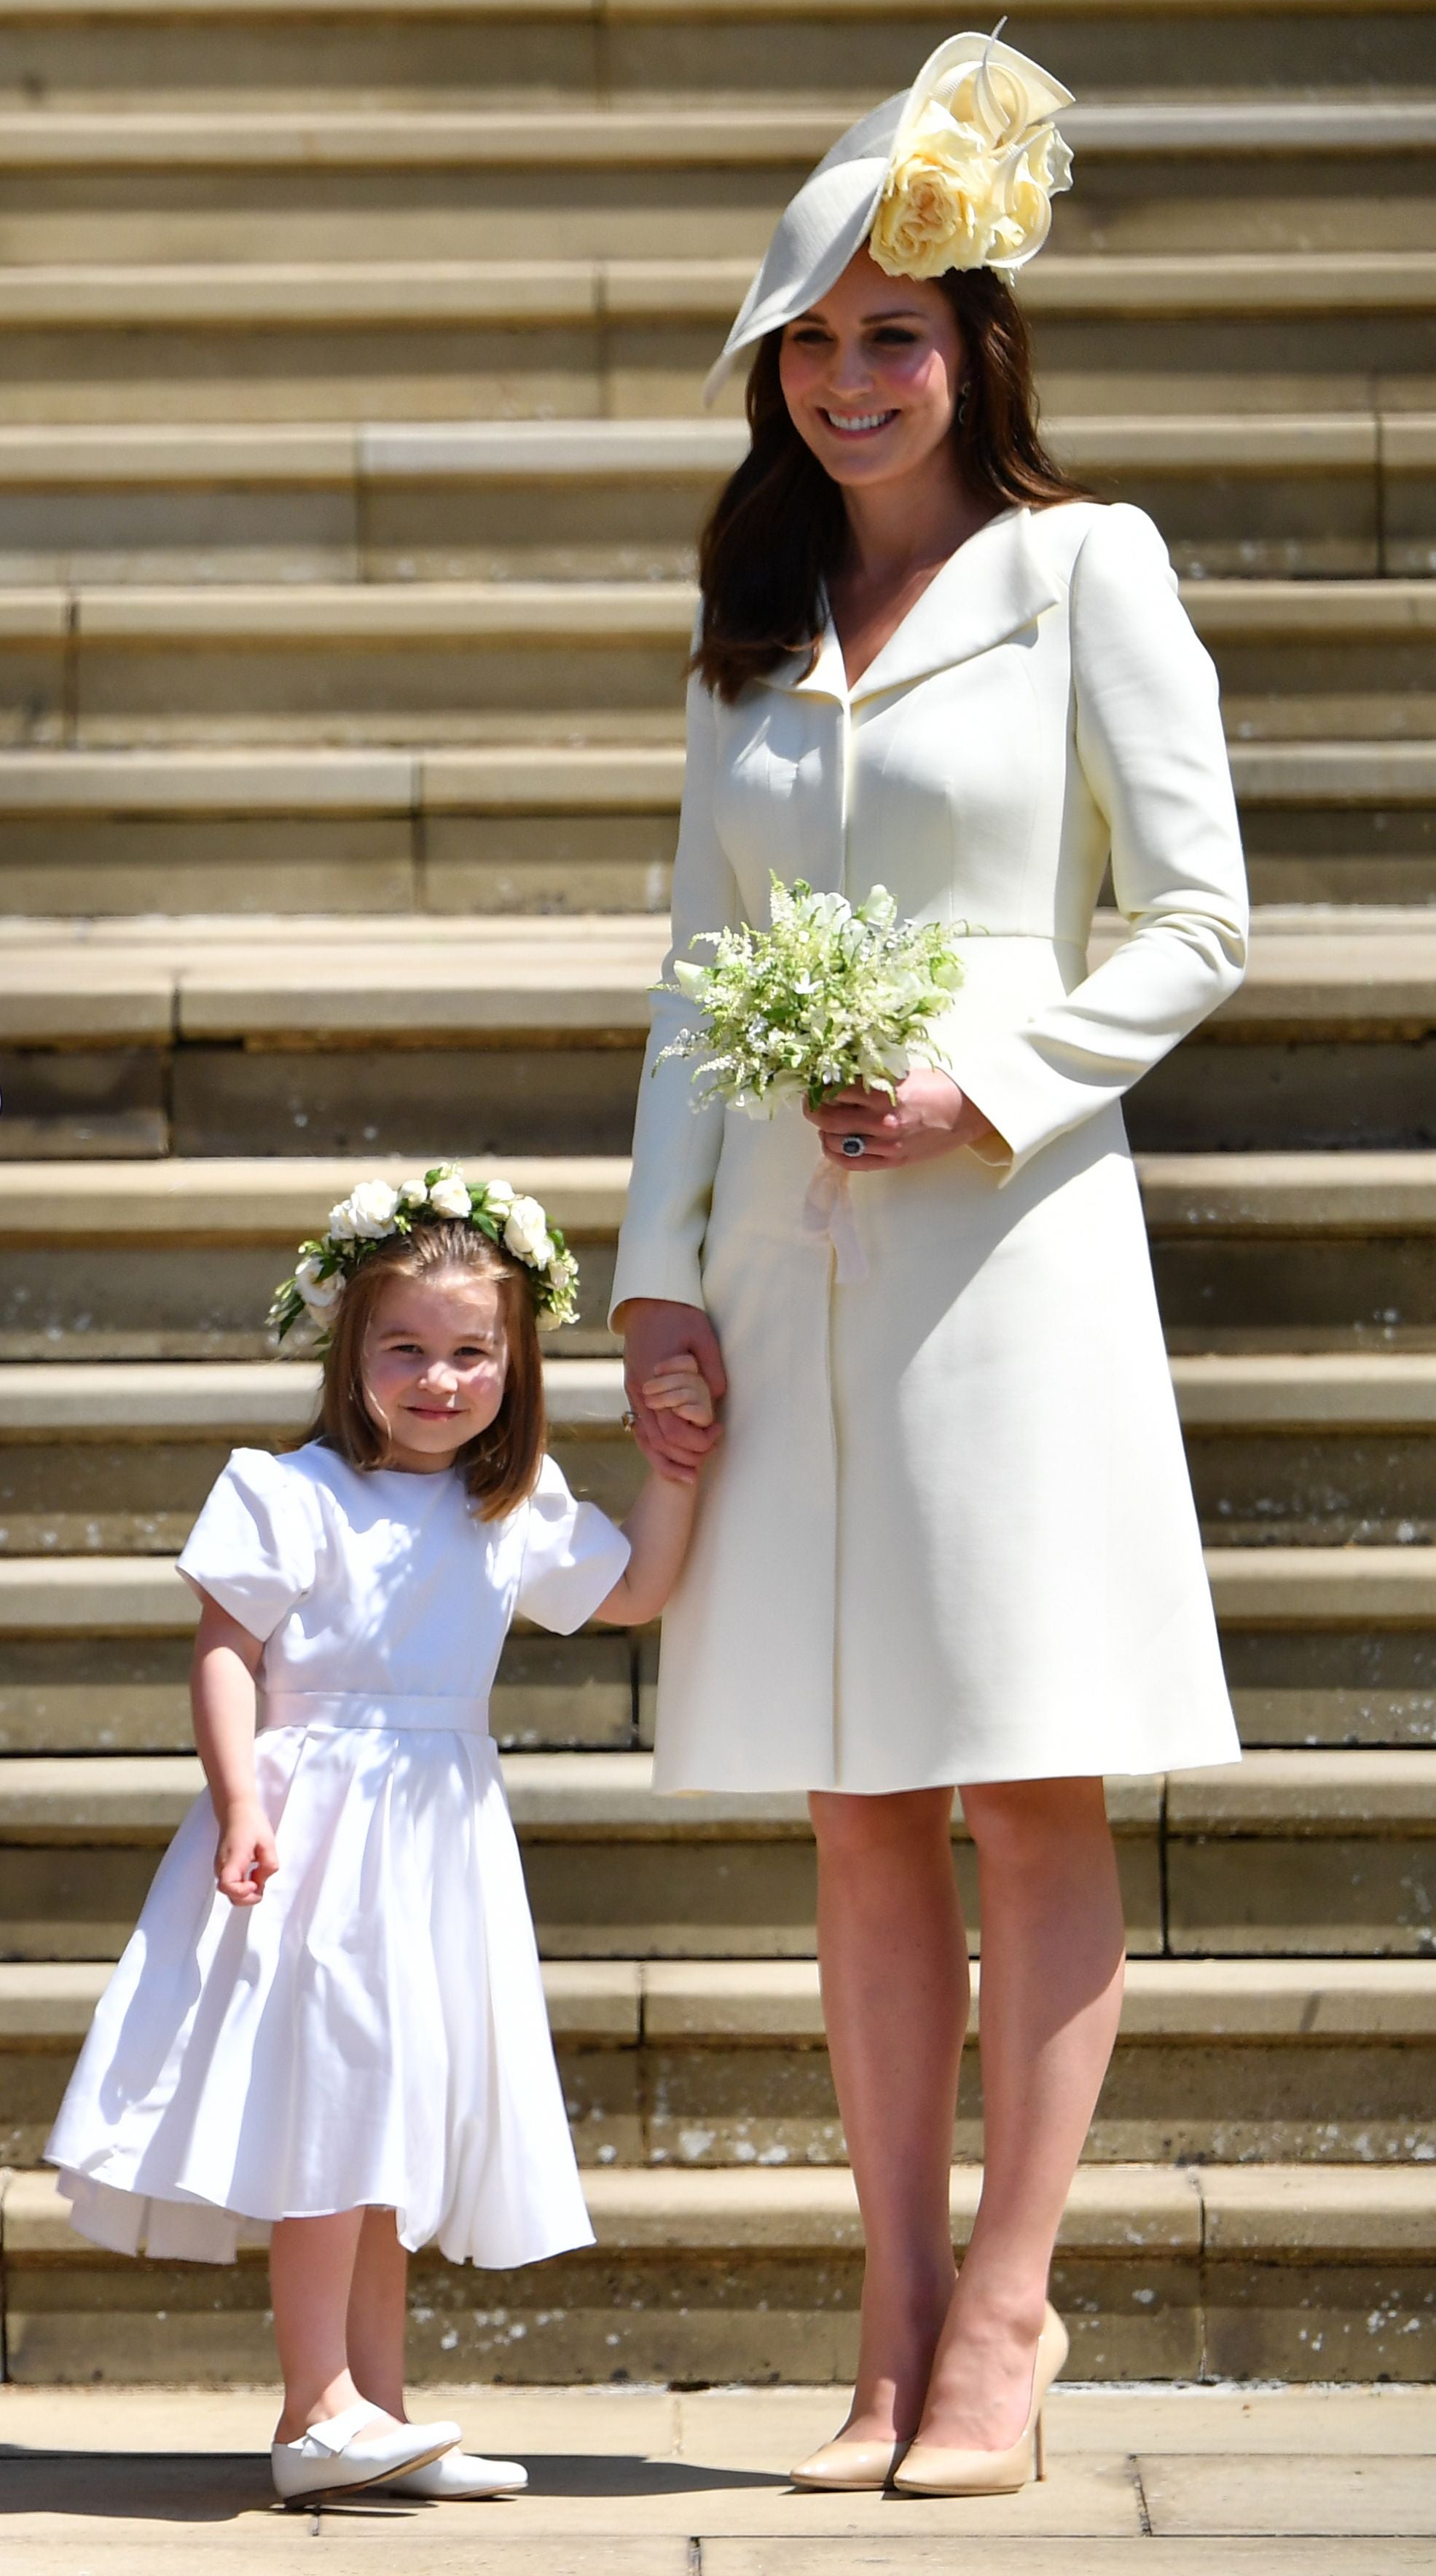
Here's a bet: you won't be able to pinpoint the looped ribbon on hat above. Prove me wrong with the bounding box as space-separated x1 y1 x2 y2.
802 1158 869 1284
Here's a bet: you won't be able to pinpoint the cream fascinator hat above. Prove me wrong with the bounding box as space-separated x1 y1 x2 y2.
704 25 1073 404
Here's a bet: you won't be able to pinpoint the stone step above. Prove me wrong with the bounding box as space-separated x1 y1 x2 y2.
5 1955 1436 2174
4 1346 1436 1559
0 1744 1165 1960
0 1353 641 1552
0 737 1428 914
1 1744 1433 1962
0 411 1421 585
0 571 1428 748
0 1512 1432 1754
5 2156 1435 2384
0 250 1426 422
4 904 1436 1158
0 0 1428 110
4 1148 1436 1357
0 101 1428 267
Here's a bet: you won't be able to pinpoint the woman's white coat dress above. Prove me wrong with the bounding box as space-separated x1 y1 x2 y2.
610 499 1249 1794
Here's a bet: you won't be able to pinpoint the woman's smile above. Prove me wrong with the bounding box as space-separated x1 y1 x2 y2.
820 407 900 438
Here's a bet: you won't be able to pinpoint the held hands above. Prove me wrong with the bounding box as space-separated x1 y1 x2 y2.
620 1298 726 1485
215 1799 279 1908
806 1067 997 1169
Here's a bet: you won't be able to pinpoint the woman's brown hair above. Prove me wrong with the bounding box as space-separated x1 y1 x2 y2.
307 1221 546 1521
693 267 1087 704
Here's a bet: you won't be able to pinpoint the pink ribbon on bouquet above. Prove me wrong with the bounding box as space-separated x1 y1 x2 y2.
802 1159 869 1284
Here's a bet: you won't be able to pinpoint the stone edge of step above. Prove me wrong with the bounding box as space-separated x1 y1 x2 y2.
1 1155 1436 1238
1 98 1434 168
0 573 1429 641
2 1746 1435 1834
7 1350 1436 1433
5 2160 1436 2263
4 1953 1436 2046
0 410 1422 482
0 739 1425 810
7 910 1436 1043
0 251 1432 326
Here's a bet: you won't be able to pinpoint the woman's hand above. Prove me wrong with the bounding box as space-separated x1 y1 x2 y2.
214 1799 278 1908
806 1069 998 1169
619 1298 726 1483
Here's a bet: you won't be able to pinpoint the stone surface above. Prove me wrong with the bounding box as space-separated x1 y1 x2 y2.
0 2384 1435 2564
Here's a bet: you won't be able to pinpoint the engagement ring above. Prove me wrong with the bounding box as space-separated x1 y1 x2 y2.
841 1135 866 1159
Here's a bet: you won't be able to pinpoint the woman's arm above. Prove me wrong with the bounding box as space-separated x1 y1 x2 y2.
592 1356 715 1622
613 667 739 1469
190 1590 277 1907
939 503 1249 1181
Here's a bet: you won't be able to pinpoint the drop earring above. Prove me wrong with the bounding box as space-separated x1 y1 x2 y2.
956 380 973 428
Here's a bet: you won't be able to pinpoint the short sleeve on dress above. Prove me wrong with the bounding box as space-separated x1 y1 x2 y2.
515 1453 630 1635
176 1448 318 1641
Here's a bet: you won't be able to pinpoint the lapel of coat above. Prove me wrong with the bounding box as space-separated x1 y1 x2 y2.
772 504 1061 710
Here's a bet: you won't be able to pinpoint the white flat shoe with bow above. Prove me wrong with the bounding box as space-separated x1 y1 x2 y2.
270 2401 461 2507
381 2448 528 2500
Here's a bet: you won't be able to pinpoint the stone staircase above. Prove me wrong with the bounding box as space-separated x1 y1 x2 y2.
2 0 1436 2389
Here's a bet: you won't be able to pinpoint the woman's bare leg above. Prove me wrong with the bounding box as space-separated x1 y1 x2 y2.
809 1786 968 2443
345 2208 409 2419
270 2210 371 2440
914 1774 1126 2451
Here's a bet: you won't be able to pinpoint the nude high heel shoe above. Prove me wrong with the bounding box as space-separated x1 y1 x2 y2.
892 2302 1069 2499
789 2435 912 2493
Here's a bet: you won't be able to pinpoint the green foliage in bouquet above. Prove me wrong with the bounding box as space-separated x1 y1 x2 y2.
655 875 967 1114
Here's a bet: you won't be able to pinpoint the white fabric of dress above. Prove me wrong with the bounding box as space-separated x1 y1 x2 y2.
47 1443 629 2268
610 500 1249 1796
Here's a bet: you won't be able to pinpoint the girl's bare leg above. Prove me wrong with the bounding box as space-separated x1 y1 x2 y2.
345 2208 410 2419
808 1786 968 2444
914 1774 1126 2450
270 2210 371 2440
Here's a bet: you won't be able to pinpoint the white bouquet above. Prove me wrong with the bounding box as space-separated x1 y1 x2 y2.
655 874 966 1114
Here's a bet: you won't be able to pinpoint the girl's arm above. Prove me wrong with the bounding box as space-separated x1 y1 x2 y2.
592 1355 715 1627
190 1590 278 1907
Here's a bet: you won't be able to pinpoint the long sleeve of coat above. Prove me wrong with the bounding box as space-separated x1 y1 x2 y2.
609 667 737 1316
941 504 1249 1179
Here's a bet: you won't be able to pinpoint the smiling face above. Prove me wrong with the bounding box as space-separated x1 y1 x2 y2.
777 247 966 493
361 1268 509 1474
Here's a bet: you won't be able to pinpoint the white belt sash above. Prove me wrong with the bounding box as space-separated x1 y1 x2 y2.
258 1689 491 1736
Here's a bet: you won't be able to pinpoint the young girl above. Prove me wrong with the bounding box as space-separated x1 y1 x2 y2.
46 1166 713 2508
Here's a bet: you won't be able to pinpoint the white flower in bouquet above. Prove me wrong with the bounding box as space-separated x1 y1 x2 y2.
656 875 967 1115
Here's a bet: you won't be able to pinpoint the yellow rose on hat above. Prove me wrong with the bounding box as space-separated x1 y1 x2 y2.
870 116 1000 279
869 31 1072 283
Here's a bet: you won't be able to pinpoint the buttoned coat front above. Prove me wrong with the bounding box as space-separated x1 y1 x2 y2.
611 499 1249 1794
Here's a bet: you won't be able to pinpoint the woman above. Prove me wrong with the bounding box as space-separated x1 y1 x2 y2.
611 32 1247 2497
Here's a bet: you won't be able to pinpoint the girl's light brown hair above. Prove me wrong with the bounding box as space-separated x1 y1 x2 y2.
693 269 1088 704
307 1220 546 1520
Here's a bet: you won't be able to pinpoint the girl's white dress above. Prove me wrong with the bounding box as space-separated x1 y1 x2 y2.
47 1442 629 2269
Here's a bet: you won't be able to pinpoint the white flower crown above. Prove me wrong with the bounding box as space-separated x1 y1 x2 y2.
268 1164 580 1348
869 26 1073 282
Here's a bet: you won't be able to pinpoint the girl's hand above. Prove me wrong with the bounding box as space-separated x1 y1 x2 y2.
642 1352 715 1431
806 1069 998 1169
215 1801 279 1908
